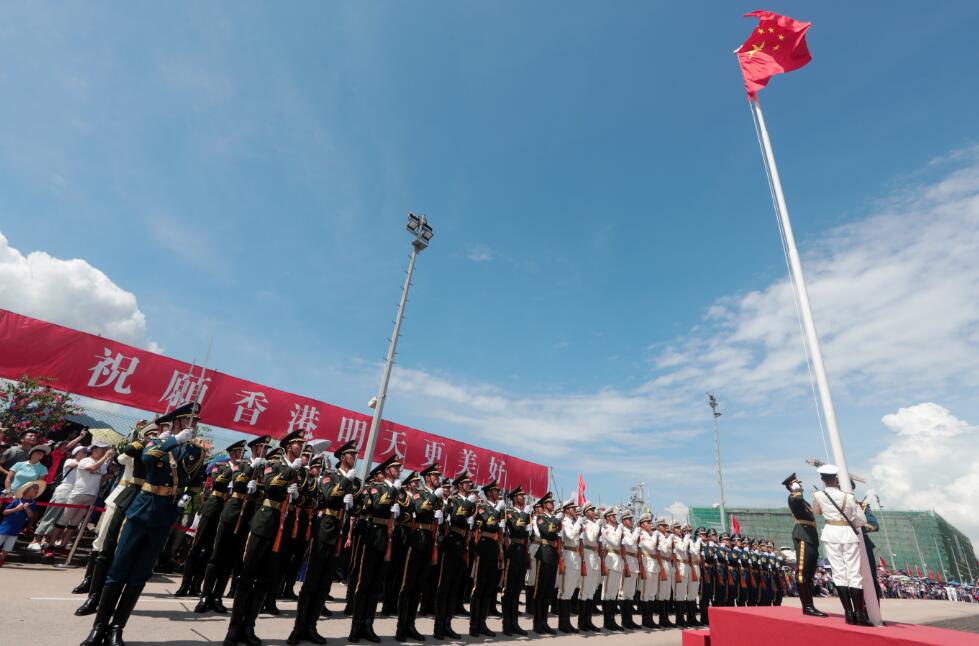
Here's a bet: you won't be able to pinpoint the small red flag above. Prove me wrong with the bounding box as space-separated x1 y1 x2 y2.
731 515 742 535
929 570 935 580
916 564 923 577
737 11 812 97
878 556 886 568
576 473 586 507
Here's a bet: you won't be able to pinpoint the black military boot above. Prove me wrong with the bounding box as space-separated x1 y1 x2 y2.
407 602 427 642
850 587 873 626
800 583 827 617
639 600 653 628
586 598 600 631
621 600 638 629
578 599 590 631
80 582 123 646
262 595 280 616
479 597 496 637
837 587 856 625
524 586 534 615
364 603 381 643
659 599 675 628
511 597 527 636
468 597 482 637
603 599 623 631
74 554 98 594
558 599 574 634
287 594 308 645
106 584 143 646
674 600 687 628
76 557 110 616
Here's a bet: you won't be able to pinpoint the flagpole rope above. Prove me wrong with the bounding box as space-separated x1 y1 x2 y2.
748 97 831 463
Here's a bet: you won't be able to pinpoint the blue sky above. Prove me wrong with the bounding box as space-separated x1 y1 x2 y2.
3 3 979 541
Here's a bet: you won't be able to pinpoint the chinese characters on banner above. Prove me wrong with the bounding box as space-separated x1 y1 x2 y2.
0 308 548 495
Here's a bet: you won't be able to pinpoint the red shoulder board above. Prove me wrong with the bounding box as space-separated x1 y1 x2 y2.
413 493 421 499
537 517 544 524
370 487 378 494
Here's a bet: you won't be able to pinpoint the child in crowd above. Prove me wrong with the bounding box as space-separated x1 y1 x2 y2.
0 479 46 566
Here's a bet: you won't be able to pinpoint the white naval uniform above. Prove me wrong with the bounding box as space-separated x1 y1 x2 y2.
580 518 603 598
686 536 702 600
673 533 691 601
527 519 540 587
639 529 659 601
620 527 640 600
91 453 134 552
601 523 624 601
558 516 583 600
655 530 675 601
812 486 867 588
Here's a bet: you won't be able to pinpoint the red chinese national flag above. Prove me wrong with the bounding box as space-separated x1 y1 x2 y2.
915 564 922 577
577 473 586 506
731 515 741 535
737 10 812 97
929 570 935 580
878 556 886 568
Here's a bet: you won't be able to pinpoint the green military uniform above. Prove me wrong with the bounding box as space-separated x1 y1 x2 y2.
783 472 826 617
394 466 441 642
532 491 560 635
501 486 531 636
433 472 476 640
470 480 504 637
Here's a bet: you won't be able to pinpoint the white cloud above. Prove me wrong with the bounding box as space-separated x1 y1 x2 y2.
465 244 494 263
871 403 979 546
666 501 690 524
0 231 157 350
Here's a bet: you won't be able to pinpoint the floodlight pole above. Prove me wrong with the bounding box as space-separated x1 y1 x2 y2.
708 393 727 534
358 214 432 481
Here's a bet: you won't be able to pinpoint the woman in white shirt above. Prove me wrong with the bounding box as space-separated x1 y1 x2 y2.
28 445 89 551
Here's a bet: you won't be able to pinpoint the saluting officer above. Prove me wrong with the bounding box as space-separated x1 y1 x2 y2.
783 472 826 617
196 435 270 615
500 485 530 636
81 403 208 646
287 439 360 645
176 440 246 598
530 491 559 636
222 432 299 646
393 463 442 642
74 422 160 617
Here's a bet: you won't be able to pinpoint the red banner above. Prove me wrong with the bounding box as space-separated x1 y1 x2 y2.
0 308 548 495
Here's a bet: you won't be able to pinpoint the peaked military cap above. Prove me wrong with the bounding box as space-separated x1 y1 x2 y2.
696 526 707 535
671 521 682 529
401 470 420 487
537 491 554 506
440 476 451 487
332 439 358 460
247 434 273 449
225 440 247 453
620 510 633 521
731 533 743 542
139 423 159 439
481 479 501 495
266 447 285 461
420 463 441 479
639 512 653 524
370 454 400 479
171 402 201 419
720 532 731 541
581 501 596 514
707 527 718 536
452 471 473 487
782 472 800 488
603 506 617 518
309 454 325 468
682 523 693 532
279 430 305 448
506 484 524 500
561 496 577 510
656 517 669 526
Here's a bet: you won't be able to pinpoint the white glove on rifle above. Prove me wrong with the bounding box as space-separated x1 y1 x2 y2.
437 488 447 499
344 469 357 481
158 430 171 441
434 509 444 524
288 483 299 501
467 516 475 529
393 479 402 490
575 516 585 528
495 500 506 512
227 482 234 492
391 503 401 518
466 493 477 503
177 494 191 508
250 457 266 468
246 479 258 494
290 457 303 469
523 504 533 514
556 511 565 521
174 428 194 444
343 493 354 509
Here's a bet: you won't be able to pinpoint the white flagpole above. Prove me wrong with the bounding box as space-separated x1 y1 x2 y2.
749 95 882 626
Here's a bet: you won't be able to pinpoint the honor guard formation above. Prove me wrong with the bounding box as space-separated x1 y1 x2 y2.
69 410 796 646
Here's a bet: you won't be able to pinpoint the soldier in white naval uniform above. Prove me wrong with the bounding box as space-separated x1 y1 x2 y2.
618 511 641 629
599 507 624 631
671 522 690 627
812 464 871 626
557 498 583 634
577 502 602 632
654 518 676 628
637 513 659 628
685 524 703 626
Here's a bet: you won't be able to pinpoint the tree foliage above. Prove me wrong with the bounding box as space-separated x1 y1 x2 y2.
0 375 83 443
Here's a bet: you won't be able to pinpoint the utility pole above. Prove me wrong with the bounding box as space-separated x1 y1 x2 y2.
358 213 434 480
708 393 727 534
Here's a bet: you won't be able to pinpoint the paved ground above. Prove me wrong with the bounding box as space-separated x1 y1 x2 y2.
3 562 979 645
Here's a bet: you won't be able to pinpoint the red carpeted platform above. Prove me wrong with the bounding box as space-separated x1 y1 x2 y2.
682 628 711 645
696 606 979 646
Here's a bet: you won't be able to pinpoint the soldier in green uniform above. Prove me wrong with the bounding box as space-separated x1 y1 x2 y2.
222 433 299 646
433 471 476 641
501 485 531 637
81 403 208 646
275 437 318 609
382 470 415 618
470 480 504 637
531 491 560 636
394 463 442 643
74 422 160 617
348 454 402 643
195 435 271 615
783 472 826 617
176 440 246 598
287 440 360 645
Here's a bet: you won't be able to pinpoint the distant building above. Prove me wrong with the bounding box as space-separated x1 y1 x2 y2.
689 506 977 585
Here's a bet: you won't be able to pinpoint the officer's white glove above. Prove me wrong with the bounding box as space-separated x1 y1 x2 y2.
227 481 234 492
288 457 302 469
575 516 585 529
158 430 171 441
288 483 299 501
174 428 194 444
495 500 506 512
343 493 354 509
250 457 266 468
437 488 447 499
556 511 565 521
345 469 357 481
247 479 258 494
467 516 475 529
393 479 402 490
466 493 477 503
391 503 401 518
177 494 191 508
434 509 444 524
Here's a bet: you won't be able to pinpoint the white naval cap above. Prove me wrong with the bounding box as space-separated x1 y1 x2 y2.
817 464 839 476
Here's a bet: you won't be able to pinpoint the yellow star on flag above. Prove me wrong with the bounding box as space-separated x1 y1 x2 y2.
778 34 785 41
757 28 764 35
768 27 775 33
